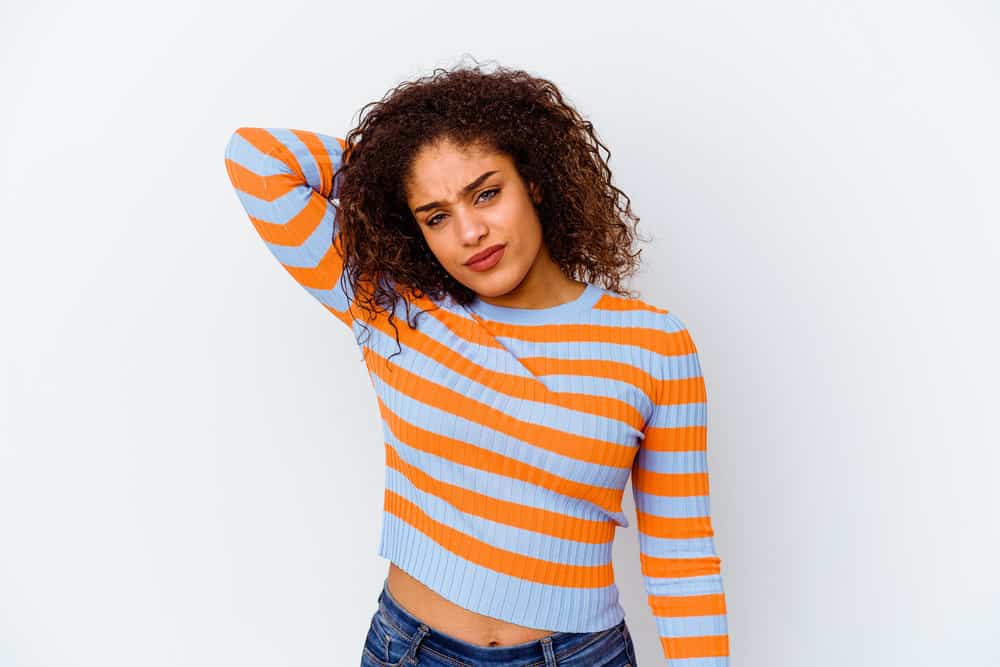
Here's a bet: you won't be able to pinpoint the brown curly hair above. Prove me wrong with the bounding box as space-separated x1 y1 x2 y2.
333 57 649 351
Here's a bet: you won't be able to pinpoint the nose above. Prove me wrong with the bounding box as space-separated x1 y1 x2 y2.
456 208 489 244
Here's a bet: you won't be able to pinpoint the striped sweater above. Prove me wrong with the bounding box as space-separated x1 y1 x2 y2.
223 126 731 665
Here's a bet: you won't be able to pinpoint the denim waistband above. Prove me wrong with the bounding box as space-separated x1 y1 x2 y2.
376 577 626 665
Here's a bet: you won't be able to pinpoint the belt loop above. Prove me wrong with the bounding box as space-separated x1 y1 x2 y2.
402 623 430 665
540 635 558 666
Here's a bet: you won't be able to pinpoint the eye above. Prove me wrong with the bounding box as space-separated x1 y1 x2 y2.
425 188 500 227
477 187 500 203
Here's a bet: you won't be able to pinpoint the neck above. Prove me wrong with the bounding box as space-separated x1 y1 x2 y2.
477 255 585 310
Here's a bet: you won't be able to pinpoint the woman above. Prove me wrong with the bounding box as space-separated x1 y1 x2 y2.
224 61 730 666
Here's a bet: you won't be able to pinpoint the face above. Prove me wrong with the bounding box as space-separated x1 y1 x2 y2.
404 138 548 299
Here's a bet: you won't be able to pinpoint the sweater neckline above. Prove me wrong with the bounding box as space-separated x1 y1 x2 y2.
466 282 602 325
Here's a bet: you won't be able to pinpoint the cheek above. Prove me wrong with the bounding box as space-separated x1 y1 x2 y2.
424 238 455 266
511 204 543 244
499 196 539 234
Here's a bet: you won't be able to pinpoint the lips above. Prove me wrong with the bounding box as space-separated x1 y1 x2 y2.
465 244 506 265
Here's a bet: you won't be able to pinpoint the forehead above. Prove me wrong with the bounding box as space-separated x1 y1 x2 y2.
405 139 512 200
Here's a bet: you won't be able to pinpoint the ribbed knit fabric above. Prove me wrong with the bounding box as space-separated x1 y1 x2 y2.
224 126 731 665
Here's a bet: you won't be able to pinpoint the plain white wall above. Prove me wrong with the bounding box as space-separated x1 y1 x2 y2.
2 1 998 665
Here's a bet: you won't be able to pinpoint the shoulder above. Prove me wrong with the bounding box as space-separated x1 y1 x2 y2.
589 289 702 384
591 287 693 336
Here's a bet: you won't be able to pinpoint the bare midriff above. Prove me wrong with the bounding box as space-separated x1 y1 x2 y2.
386 562 557 647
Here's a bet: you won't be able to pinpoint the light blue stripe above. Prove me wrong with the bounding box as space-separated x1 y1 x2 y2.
636 448 709 474
300 280 351 313
379 513 626 632
371 374 632 487
491 338 654 364
659 352 702 380
258 128 344 194
588 308 687 332
315 132 345 164
263 204 334 266
671 657 730 667
543 375 655 409
644 573 725 596
637 533 718 556
224 132 290 176
647 401 707 429
363 315 535 379
384 426 619 524
313 132 346 201
232 184 310 225
363 326 644 449
654 613 729 640
265 128 321 191
385 466 614 566
482 339 701 381
468 283 603 325
633 489 712 518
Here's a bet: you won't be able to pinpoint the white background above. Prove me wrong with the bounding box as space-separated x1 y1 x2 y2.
2 1 998 665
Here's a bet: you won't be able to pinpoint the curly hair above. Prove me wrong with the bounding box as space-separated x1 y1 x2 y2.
333 57 649 353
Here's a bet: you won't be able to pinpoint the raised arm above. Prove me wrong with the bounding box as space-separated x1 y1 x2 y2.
631 312 730 665
223 127 356 329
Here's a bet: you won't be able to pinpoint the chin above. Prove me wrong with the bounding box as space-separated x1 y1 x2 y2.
471 272 528 298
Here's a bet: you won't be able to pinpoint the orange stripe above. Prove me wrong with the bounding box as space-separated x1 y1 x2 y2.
417 305 510 349
376 394 626 515
363 300 508 352
521 358 705 407
282 241 344 291
593 294 670 315
642 424 707 452
639 553 721 578
290 129 335 198
649 592 727 617
632 467 710 497
325 304 353 327
660 633 730 659
519 356 651 387
653 374 706 404
385 442 615 543
234 127 306 179
361 314 648 429
364 347 637 470
247 174 328 245
384 488 615 588
224 157 298 202
635 511 714 540
469 318 696 356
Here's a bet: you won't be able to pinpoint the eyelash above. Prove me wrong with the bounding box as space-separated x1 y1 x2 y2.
426 188 500 227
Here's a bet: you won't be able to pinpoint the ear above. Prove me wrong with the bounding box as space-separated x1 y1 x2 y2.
528 181 542 205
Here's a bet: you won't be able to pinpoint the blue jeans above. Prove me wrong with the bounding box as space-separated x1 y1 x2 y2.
361 578 638 666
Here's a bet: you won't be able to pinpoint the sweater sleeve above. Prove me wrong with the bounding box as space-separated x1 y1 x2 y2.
630 312 730 665
223 126 358 329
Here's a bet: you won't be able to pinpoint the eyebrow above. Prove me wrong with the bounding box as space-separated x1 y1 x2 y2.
413 170 500 214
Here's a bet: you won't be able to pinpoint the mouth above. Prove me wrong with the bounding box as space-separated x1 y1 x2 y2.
464 243 506 266
465 243 506 271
